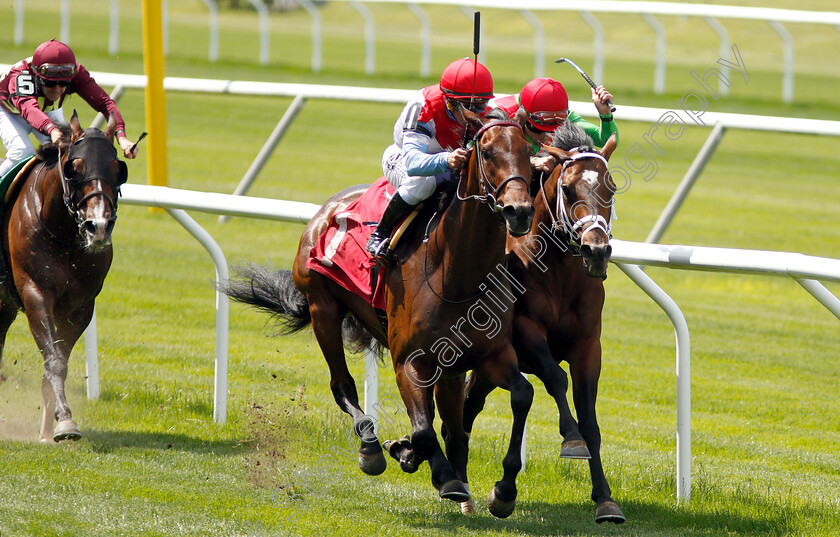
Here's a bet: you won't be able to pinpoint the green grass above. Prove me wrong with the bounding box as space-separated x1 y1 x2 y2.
1 1 839 536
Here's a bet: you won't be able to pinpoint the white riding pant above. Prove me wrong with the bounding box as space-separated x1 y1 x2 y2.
0 106 65 177
381 143 438 206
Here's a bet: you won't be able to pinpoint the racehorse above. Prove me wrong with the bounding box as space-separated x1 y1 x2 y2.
461 122 625 523
220 108 537 517
0 111 127 442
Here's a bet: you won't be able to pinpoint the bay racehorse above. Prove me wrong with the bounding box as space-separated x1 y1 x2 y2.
221 108 537 516
462 122 625 522
0 111 127 442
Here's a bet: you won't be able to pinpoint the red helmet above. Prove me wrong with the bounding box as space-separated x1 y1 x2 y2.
440 58 494 101
31 39 78 81
520 78 569 132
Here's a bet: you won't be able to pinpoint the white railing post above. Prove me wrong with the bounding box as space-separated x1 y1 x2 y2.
704 17 730 96
15 0 24 46
520 10 545 78
769 20 794 103
407 3 431 77
350 2 376 75
615 263 691 502
61 0 70 44
579 11 604 84
247 0 270 66
298 0 322 73
199 0 220 63
165 208 229 425
643 14 666 94
109 0 119 56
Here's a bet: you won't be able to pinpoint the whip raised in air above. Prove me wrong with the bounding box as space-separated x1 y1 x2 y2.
555 57 616 113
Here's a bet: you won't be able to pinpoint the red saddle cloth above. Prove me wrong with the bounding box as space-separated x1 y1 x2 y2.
306 177 394 310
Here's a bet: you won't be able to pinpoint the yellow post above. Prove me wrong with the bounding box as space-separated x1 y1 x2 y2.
142 0 167 187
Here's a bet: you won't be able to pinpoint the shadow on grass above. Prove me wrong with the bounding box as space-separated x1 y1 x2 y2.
397 498 794 537
83 429 243 456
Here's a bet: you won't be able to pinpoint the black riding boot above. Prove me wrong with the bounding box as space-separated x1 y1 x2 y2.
366 192 416 261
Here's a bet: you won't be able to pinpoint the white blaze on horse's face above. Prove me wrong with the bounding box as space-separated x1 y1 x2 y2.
80 180 115 251
581 170 599 189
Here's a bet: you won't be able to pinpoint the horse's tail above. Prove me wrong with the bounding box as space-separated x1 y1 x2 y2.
218 262 311 334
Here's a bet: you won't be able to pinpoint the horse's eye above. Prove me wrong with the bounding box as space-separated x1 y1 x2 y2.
481 149 492 161
561 184 576 200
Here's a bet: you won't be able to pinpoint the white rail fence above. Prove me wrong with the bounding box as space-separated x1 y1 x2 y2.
96 184 840 505
0 68 831 500
11 1 840 102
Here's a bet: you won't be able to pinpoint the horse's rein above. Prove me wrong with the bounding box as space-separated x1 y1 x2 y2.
456 120 529 213
542 151 613 249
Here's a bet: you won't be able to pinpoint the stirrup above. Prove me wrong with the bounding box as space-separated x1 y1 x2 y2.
366 234 392 262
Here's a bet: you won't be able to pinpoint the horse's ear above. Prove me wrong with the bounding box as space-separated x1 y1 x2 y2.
542 144 575 162
599 133 618 162
69 110 83 140
104 115 118 142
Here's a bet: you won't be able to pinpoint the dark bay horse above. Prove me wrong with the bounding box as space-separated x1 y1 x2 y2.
0 112 127 442
221 109 537 516
462 123 625 523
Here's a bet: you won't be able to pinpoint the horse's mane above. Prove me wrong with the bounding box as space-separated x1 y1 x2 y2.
485 108 509 122
551 121 594 152
34 123 73 167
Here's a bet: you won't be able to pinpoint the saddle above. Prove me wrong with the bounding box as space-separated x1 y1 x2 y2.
306 177 453 312
0 156 39 303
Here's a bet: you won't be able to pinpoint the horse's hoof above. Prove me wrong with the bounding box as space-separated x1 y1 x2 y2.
385 436 418 473
438 479 470 503
460 498 475 515
53 420 81 442
560 439 591 459
595 500 626 524
358 450 387 476
487 486 515 519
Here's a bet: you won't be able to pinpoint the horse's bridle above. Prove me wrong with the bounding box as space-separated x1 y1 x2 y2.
456 120 529 214
57 136 123 229
424 119 530 304
541 150 613 251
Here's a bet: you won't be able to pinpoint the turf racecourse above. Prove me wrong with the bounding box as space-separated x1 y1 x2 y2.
1 1 839 536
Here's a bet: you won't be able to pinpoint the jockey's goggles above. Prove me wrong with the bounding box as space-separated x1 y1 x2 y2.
452 97 489 113
527 109 569 127
33 63 77 81
42 79 70 88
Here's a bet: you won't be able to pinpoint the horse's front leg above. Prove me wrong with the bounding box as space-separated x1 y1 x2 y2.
394 361 469 503
569 337 625 524
514 316 589 458
23 295 80 442
0 302 18 385
478 349 534 519
435 374 473 512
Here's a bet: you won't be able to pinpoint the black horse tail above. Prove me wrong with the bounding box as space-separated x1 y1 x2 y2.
218 262 311 334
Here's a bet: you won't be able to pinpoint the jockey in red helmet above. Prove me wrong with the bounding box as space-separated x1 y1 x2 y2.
491 77 618 173
366 58 495 261
0 39 138 178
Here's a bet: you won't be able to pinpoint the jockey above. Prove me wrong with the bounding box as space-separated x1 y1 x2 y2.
0 39 138 178
366 57 494 261
491 77 618 173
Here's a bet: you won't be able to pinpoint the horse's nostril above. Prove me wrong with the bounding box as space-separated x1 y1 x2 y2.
82 220 98 236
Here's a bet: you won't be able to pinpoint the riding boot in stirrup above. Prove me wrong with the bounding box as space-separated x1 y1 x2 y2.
366 192 416 262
